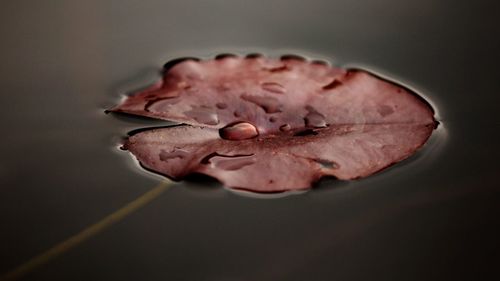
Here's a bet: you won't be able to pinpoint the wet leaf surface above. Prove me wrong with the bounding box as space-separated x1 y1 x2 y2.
112 55 437 192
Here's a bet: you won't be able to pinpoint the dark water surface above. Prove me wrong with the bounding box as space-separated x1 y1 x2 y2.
1 1 499 280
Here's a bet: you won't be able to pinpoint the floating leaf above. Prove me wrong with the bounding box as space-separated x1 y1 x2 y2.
112 54 437 193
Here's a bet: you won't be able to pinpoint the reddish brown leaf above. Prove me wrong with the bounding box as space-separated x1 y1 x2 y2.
112 55 437 192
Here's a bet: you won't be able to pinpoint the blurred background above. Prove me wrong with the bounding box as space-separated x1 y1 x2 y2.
0 0 499 280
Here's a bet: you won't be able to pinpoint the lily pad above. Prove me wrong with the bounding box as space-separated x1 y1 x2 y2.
112 54 437 193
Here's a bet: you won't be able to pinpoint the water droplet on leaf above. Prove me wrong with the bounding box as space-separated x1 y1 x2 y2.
279 124 291 132
219 122 259 140
294 128 318 137
216 102 227 109
184 106 219 125
145 97 180 112
304 106 327 128
207 154 257 171
261 82 286 94
314 159 340 169
241 94 282 113
322 79 342 90
159 148 189 161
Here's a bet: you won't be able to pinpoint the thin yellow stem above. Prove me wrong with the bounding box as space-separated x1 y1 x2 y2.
0 181 171 281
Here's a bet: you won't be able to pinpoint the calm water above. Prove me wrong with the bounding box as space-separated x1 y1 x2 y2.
1 1 499 280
